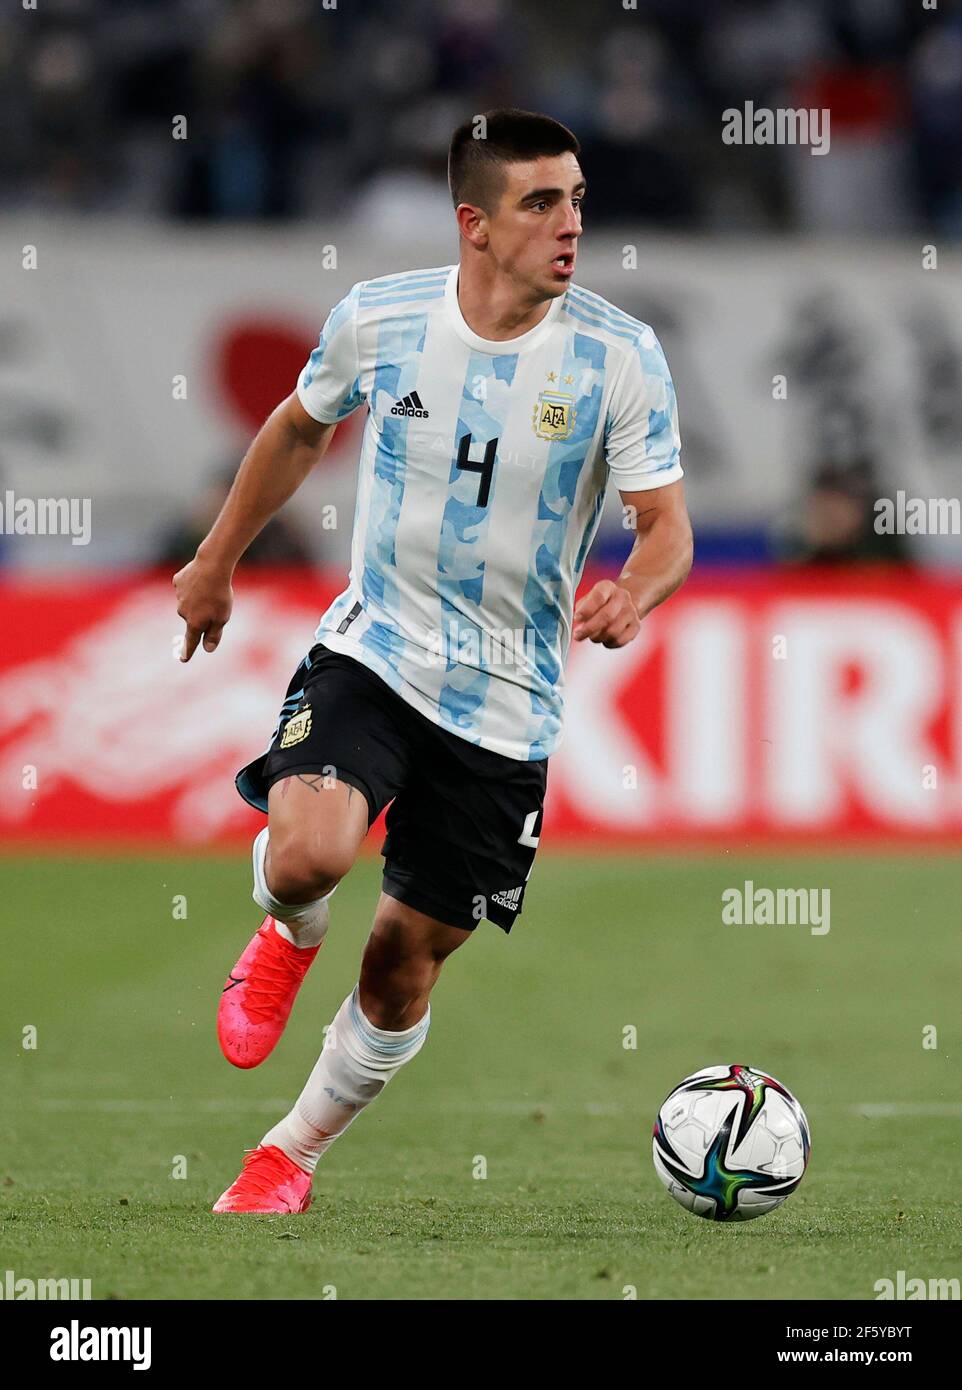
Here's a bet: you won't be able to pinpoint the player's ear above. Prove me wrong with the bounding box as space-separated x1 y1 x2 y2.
455 202 486 246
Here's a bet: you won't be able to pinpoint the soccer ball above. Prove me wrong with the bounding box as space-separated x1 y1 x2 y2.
652 1064 811 1222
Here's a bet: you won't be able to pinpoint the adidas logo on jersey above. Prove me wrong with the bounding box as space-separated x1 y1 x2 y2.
490 886 523 912
390 391 429 418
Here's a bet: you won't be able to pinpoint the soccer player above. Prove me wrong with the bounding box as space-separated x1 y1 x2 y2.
173 108 693 1213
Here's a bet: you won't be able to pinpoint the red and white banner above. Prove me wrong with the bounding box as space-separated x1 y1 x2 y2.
1 570 960 847
3 224 962 573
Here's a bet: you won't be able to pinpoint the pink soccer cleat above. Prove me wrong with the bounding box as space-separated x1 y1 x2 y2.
217 916 320 1069
212 1145 312 1214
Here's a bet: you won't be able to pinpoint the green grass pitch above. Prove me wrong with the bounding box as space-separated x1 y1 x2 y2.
2 851 959 1300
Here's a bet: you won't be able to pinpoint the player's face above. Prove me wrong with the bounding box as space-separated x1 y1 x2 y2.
488 153 585 298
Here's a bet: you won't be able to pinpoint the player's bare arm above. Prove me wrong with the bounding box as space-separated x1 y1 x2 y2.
173 392 337 661
572 479 693 647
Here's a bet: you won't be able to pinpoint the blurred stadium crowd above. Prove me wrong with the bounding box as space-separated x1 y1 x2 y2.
3 0 962 236
2 0 960 577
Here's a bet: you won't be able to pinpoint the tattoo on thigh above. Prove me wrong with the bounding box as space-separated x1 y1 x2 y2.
277 773 355 801
294 773 327 795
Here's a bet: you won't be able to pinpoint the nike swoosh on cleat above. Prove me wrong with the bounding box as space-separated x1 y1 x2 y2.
222 973 246 993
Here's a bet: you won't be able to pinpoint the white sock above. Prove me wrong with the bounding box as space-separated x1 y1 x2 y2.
260 985 431 1174
251 826 334 949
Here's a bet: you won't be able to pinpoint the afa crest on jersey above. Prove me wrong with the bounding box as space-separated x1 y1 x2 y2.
279 707 312 749
532 391 576 441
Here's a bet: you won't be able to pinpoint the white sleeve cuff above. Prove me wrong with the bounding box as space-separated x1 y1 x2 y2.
610 461 684 493
296 378 342 425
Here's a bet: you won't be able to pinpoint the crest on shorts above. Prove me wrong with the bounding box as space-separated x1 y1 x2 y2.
279 706 312 749
532 391 575 441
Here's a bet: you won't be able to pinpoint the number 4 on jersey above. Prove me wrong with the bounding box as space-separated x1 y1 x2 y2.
456 434 498 507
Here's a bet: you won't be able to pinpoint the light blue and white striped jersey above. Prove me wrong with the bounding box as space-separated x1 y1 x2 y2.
296 264 682 761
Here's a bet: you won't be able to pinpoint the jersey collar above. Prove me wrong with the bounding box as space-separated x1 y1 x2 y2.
444 264 565 355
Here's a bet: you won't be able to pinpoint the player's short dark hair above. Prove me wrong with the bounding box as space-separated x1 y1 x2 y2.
448 108 581 214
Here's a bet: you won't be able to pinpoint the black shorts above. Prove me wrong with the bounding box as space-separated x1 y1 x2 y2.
235 643 548 933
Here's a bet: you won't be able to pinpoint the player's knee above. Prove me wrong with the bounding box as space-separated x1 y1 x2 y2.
361 939 434 992
360 913 450 1003
359 952 435 1030
266 832 353 905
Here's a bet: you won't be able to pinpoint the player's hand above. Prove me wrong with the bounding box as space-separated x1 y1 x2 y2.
173 556 234 661
572 579 640 648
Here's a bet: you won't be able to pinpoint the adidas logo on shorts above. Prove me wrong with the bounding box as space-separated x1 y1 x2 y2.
490 886 523 912
390 390 429 418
